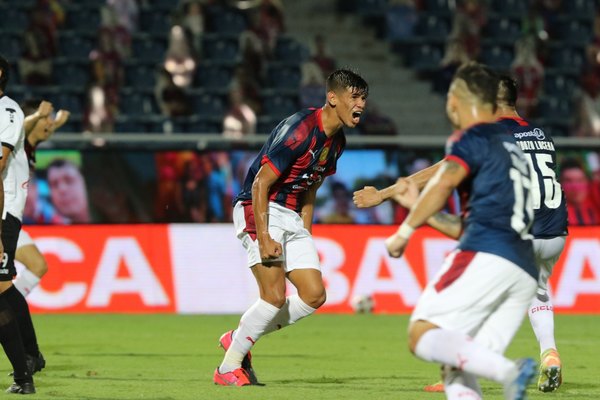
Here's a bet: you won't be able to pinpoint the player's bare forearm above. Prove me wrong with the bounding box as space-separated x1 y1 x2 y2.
24 100 53 136
404 160 467 230
300 181 322 233
52 109 70 132
251 176 272 240
404 180 454 229
407 161 442 190
354 161 442 208
426 212 462 239
251 164 284 260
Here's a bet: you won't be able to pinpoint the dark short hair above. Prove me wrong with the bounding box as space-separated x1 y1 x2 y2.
497 75 518 107
453 62 499 111
0 55 10 91
326 69 369 97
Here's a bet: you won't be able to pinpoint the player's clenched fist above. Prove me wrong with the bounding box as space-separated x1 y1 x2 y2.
36 100 53 118
353 186 382 208
385 233 408 258
258 235 283 261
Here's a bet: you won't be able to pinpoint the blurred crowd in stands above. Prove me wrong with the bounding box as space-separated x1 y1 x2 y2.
6 0 393 137
343 0 600 138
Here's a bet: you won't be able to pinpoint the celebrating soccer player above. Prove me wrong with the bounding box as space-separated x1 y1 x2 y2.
213 69 368 386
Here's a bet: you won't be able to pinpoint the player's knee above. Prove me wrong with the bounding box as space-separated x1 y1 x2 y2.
407 320 437 354
261 290 287 308
300 286 326 309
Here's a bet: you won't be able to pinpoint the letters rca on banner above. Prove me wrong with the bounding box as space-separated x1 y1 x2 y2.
21 225 600 314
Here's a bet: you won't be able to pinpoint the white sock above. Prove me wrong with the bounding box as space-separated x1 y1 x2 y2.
444 367 482 400
528 293 557 354
263 294 316 335
13 269 41 297
414 328 516 384
219 299 280 373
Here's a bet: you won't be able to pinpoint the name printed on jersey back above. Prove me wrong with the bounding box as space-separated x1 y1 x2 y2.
517 140 555 152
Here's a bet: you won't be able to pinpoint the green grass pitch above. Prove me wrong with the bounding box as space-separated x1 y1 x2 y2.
7 314 598 399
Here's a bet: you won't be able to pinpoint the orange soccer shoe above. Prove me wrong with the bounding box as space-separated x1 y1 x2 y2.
218 330 262 385
424 381 445 392
213 367 251 386
538 349 562 392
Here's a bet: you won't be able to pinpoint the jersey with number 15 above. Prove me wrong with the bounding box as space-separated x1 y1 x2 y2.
497 117 568 239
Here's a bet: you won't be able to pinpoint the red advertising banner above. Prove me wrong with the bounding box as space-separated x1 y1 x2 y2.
18 224 600 314
24 225 176 313
313 225 600 314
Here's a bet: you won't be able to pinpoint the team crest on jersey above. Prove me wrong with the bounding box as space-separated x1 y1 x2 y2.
5 108 15 123
319 146 329 162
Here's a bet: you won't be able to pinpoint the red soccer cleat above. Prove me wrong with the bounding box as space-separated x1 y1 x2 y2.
424 381 445 392
219 330 262 385
213 367 251 386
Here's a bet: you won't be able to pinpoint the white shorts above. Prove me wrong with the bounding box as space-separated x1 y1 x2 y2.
233 201 320 272
17 229 34 250
533 236 566 294
411 250 537 353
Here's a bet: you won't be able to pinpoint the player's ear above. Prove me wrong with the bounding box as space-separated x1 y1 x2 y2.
327 90 337 107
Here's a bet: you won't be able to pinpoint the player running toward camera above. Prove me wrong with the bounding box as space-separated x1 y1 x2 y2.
214 69 368 386
354 75 568 394
14 99 70 298
385 63 538 400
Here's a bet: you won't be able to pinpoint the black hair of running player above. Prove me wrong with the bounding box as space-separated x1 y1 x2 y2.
326 69 369 97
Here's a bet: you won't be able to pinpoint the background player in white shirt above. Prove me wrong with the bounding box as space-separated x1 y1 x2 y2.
14 99 70 297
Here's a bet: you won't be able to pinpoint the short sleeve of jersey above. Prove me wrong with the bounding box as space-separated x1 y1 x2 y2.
261 123 311 176
0 105 23 152
446 130 487 175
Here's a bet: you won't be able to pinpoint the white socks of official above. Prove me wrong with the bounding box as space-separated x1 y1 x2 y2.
414 328 517 385
528 294 557 353
13 269 41 297
220 295 317 373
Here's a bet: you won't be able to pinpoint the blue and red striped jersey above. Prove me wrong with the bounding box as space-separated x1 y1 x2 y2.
235 108 345 213
496 117 568 238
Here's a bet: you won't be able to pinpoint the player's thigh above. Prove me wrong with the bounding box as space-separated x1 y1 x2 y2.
251 262 287 302
287 268 325 297
473 273 537 353
411 251 534 336
533 236 566 290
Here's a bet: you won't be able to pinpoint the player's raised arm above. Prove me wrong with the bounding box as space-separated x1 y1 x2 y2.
385 159 468 257
392 179 462 240
251 164 283 261
353 160 442 208
23 101 53 137
51 109 70 132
